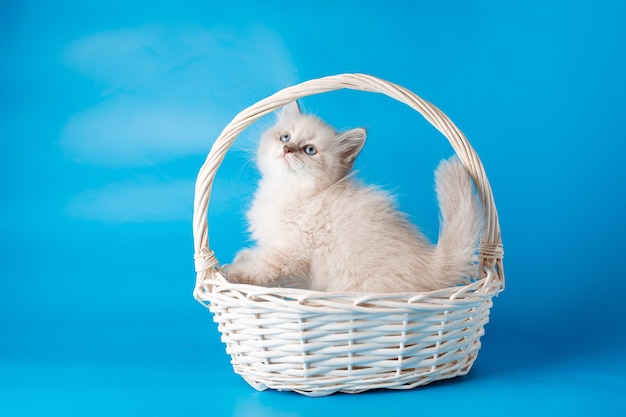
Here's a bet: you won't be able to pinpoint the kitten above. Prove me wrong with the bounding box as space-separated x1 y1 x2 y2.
226 101 482 293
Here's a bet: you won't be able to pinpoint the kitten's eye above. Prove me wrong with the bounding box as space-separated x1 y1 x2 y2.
302 145 317 156
279 133 291 143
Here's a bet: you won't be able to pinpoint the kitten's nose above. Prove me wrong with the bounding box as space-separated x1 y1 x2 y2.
282 144 294 154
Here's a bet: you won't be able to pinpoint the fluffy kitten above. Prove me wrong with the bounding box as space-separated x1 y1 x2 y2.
226 102 482 293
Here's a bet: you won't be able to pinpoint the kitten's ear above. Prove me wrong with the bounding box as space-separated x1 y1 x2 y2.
278 101 301 122
338 128 367 164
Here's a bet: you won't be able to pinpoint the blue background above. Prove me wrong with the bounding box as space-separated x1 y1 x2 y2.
2 1 625 415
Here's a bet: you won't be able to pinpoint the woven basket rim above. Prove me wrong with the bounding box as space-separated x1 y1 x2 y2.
195 266 500 310
192 73 504 300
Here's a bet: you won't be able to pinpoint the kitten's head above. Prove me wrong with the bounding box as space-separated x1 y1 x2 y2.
257 101 366 191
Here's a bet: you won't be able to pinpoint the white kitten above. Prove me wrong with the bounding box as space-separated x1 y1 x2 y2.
226 102 482 293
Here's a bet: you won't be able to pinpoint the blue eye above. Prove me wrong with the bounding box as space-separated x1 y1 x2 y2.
303 145 317 155
279 133 290 142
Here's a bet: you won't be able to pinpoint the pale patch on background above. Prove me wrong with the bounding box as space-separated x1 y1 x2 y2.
60 23 298 166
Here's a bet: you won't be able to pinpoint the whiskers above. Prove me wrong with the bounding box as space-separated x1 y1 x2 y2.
231 147 259 183
283 153 305 171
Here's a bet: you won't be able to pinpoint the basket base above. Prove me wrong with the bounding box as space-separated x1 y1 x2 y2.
233 350 478 397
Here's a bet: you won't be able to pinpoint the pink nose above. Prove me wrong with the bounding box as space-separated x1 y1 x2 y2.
283 145 294 154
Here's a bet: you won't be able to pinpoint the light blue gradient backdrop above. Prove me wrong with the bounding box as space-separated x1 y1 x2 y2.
2 1 625 416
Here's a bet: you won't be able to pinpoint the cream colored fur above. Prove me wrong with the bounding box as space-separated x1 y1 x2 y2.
226 102 482 293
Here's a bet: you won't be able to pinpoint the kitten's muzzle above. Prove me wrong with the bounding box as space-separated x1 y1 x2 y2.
282 144 296 154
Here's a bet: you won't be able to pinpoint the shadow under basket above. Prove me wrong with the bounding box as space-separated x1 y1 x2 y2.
192 73 504 397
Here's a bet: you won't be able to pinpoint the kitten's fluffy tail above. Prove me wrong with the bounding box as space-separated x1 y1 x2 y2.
433 157 482 287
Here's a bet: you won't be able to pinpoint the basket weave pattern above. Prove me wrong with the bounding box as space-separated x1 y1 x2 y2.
192 74 504 396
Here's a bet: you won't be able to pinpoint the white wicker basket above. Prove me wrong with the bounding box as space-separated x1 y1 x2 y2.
192 73 504 396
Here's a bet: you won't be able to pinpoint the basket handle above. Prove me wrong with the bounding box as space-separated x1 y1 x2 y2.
192 73 504 294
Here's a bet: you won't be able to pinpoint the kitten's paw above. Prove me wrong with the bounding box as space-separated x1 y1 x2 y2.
227 248 284 286
225 263 251 284
227 250 260 284
233 248 253 264
226 261 269 286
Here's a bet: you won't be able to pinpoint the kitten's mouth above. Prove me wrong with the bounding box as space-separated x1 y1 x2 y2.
280 153 299 171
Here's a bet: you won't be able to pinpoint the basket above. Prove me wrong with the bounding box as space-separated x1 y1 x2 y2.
192 73 504 396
